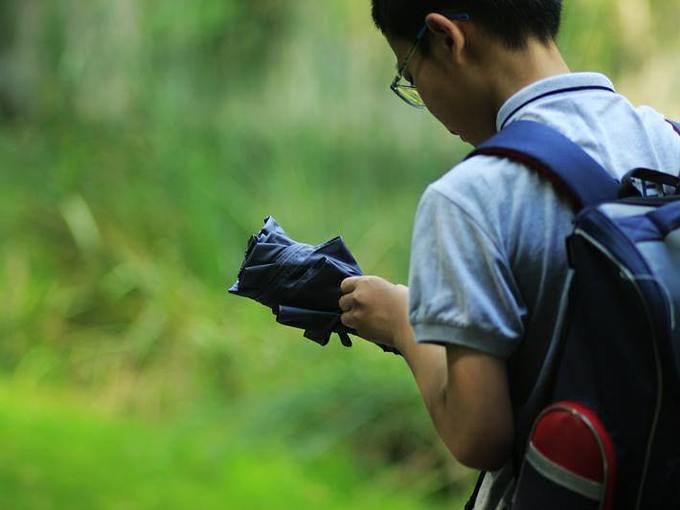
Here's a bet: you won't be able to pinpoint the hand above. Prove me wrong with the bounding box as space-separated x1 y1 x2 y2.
338 275 410 348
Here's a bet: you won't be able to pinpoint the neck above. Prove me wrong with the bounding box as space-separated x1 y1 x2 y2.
491 39 570 113
471 39 570 145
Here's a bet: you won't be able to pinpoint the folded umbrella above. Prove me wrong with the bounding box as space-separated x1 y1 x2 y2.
229 216 401 355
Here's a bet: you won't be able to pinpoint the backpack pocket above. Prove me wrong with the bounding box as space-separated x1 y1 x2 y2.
512 401 616 510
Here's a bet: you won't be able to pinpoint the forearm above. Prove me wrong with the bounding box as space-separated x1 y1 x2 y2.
394 320 512 469
340 277 512 469
393 318 453 445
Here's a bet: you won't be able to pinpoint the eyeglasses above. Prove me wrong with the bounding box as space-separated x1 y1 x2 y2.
390 13 471 109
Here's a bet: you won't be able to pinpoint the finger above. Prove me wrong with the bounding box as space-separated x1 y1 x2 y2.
338 293 354 312
340 311 356 329
340 276 361 294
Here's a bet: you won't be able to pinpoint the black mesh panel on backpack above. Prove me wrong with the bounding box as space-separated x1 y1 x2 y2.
554 233 658 508
514 209 680 509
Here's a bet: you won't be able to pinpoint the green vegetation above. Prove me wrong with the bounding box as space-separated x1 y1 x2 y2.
0 0 677 508
0 381 468 510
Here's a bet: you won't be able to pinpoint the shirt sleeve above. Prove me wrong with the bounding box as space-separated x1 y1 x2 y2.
408 183 527 358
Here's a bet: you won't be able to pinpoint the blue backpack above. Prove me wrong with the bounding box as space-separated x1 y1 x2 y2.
465 120 680 509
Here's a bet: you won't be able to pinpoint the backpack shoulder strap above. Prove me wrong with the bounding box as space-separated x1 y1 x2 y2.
466 120 620 212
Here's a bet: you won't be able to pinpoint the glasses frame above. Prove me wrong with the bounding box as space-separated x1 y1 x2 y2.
390 12 471 109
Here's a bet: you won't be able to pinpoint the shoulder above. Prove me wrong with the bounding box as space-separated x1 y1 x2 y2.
418 153 570 250
516 94 680 177
429 153 553 208
430 154 519 197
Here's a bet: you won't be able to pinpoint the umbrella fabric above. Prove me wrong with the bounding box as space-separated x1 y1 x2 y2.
229 217 401 355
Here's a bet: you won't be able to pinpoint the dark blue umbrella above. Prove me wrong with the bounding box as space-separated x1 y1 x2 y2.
229 217 401 355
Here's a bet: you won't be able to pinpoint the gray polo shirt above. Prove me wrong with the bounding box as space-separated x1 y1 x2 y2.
407 72 680 508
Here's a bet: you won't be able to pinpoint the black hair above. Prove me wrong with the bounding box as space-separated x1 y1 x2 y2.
371 0 563 51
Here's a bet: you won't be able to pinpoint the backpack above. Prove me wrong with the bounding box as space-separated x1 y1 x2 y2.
465 119 680 509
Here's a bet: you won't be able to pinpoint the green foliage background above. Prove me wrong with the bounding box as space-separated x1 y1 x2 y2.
0 0 677 508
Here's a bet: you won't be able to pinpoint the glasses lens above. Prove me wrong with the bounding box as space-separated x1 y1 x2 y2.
396 85 425 108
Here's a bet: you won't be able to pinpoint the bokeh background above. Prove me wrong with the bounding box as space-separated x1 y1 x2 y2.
0 0 678 508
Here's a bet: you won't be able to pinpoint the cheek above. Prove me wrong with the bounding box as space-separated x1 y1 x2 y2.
416 63 465 129
422 94 450 125
420 80 464 132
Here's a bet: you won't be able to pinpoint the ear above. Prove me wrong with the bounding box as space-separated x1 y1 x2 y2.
424 13 467 65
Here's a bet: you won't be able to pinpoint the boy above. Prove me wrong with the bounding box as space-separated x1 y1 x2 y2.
338 1 680 507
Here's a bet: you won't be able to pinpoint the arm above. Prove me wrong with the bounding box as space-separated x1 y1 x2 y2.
341 173 527 470
340 276 514 471
397 318 514 470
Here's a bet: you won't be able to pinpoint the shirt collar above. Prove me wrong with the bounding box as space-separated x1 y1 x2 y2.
496 72 616 132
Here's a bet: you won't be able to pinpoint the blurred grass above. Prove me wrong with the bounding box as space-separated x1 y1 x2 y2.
0 380 466 510
0 0 678 508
